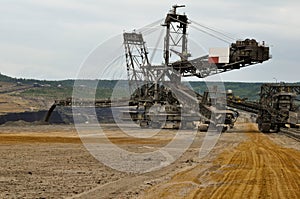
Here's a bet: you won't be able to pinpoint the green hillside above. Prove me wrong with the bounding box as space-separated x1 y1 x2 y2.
1 72 292 101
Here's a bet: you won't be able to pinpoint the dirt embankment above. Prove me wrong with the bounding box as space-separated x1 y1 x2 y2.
0 81 53 115
0 94 36 114
140 123 300 199
0 94 50 115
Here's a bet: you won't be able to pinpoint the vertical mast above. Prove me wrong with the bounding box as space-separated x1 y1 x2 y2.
163 5 188 66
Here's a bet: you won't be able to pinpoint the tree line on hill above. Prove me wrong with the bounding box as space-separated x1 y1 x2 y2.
2 72 296 101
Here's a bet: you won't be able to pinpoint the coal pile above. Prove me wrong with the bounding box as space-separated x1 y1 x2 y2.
0 107 118 125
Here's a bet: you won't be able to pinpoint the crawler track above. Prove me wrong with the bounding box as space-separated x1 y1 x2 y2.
280 128 300 142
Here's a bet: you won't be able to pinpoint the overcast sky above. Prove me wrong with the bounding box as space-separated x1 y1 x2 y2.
0 0 299 82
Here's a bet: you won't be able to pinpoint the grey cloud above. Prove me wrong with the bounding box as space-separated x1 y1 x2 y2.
0 0 299 82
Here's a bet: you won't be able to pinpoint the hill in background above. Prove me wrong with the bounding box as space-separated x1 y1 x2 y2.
0 72 289 101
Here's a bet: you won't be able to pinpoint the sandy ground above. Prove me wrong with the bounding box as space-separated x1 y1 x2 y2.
1 121 299 199
140 123 300 199
0 124 126 198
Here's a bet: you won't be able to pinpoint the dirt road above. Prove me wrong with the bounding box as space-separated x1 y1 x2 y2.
140 123 300 199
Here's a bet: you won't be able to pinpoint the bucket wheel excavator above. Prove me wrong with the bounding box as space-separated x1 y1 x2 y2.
122 5 270 130
46 5 270 132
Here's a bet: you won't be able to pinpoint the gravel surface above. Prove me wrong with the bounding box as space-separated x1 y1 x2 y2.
1 122 299 199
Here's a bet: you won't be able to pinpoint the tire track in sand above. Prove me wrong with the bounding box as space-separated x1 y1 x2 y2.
140 123 300 199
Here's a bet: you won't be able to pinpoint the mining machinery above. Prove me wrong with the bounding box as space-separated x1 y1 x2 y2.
227 83 300 132
46 5 270 132
122 5 269 130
